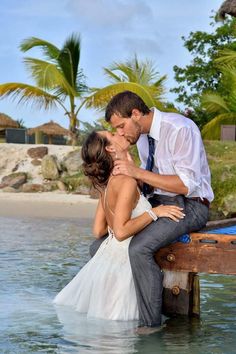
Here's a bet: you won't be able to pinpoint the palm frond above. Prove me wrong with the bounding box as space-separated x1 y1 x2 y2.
105 56 161 86
84 82 165 111
20 37 60 61
227 90 236 111
152 75 167 89
104 68 123 82
23 58 77 96
201 112 236 140
58 33 82 89
0 83 58 110
108 62 134 82
221 66 236 91
201 92 229 114
215 49 236 66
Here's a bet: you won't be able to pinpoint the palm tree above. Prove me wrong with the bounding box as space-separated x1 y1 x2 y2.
201 67 236 139
84 55 167 111
0 33 87 142
16 118 26 129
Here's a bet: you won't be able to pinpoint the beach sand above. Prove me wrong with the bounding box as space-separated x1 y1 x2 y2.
0 191 98 219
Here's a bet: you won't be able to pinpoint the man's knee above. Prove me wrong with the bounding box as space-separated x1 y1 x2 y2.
89 240 98 257
129 237 152 260
89 235 108 257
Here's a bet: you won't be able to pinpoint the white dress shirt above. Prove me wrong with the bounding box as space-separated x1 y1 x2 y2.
137 108 214 202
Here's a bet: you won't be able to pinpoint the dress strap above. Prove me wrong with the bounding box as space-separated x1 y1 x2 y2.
104 176 115 216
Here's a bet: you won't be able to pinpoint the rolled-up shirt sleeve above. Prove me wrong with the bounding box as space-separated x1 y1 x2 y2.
172 127 202 196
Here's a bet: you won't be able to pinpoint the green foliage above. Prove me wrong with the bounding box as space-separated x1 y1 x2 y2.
205 140 236 219
0 83 58 110
16 118 26 129
85 55 170 112
61 171 91 191
129 145 140 165
171 16 236 127
85 82 165 112
0 33 87 137
202 113 236 139
201 67 236 139
77 119 106 145
104 55 166 97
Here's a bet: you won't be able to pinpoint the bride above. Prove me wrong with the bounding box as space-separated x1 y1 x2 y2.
53 130 184 321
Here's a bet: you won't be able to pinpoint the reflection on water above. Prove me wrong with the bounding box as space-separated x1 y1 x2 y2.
55 306 139 353
0 216 235 353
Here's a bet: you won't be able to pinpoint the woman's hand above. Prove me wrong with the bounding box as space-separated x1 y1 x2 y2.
152 205 185 222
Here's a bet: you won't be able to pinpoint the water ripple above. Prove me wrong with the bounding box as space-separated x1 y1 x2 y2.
0 216 235 354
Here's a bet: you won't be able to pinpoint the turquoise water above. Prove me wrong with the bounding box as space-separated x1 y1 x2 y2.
0 216 235 354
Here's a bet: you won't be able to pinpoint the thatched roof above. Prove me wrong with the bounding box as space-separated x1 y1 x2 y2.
0 113 19 129
27 120 70 136
218 0 236 19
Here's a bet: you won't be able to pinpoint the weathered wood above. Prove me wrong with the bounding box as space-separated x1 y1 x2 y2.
204 217 236 231
156 232 236 275
162 271 195 316
158 229 235 317
192 274 200 317
162 271 201 317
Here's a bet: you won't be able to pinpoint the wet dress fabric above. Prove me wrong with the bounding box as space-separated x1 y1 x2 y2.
53 194 152 321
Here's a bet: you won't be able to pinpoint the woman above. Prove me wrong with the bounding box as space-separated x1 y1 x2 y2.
53 131 184 321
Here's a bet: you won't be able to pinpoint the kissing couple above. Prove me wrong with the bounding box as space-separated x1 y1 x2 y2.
54 91 214 329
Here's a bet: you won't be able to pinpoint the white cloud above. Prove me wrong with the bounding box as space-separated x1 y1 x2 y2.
0 0 225 126
123 36 162 56
0 0 70 18
68 0 153 29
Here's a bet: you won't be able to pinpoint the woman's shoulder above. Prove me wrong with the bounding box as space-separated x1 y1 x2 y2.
109 175 137 191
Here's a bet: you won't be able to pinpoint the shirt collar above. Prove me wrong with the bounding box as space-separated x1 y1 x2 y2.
149 107 161 142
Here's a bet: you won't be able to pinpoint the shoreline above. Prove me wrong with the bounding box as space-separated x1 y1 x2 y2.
1 191 236 227
0 192 98 219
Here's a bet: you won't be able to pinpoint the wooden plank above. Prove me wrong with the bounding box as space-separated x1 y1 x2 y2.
204 217 236 231
155 232 236 275
162 271 198 316
192 274 200 316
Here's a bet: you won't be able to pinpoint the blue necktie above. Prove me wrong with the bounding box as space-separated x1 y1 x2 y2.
143 135 155 196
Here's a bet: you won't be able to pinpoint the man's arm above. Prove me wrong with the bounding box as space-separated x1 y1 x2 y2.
113 161 188 195
113 126 205 196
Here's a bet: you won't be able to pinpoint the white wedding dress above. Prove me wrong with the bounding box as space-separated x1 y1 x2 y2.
53 194 152 321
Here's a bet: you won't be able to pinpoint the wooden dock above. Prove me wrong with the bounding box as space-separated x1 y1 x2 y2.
155 218 236 317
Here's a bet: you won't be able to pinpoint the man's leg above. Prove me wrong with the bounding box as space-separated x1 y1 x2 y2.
129 195 209 327
89 235 108 257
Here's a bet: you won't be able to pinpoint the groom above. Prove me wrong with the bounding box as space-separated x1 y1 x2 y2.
91 91 214 327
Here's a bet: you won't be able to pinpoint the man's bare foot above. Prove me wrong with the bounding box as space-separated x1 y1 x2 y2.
135 324 166 335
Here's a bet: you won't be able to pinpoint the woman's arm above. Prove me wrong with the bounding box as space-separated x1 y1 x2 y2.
112 176 185 241
93 196 108 238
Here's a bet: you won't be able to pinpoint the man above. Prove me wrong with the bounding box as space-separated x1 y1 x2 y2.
91 90 214 328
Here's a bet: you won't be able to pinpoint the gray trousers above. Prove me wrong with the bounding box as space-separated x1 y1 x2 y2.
89 195 209 327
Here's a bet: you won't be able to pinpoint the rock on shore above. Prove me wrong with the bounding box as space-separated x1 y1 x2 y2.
0 143 83 193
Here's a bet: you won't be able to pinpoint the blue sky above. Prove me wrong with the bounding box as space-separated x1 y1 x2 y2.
0 0 223 129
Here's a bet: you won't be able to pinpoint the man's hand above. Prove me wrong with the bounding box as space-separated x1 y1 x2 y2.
113 159 139 178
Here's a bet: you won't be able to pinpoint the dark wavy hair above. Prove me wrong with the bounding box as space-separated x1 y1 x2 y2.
81 131 114 189
105 91 150 122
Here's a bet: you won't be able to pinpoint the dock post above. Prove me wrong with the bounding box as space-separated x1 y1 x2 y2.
162 270 200 317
